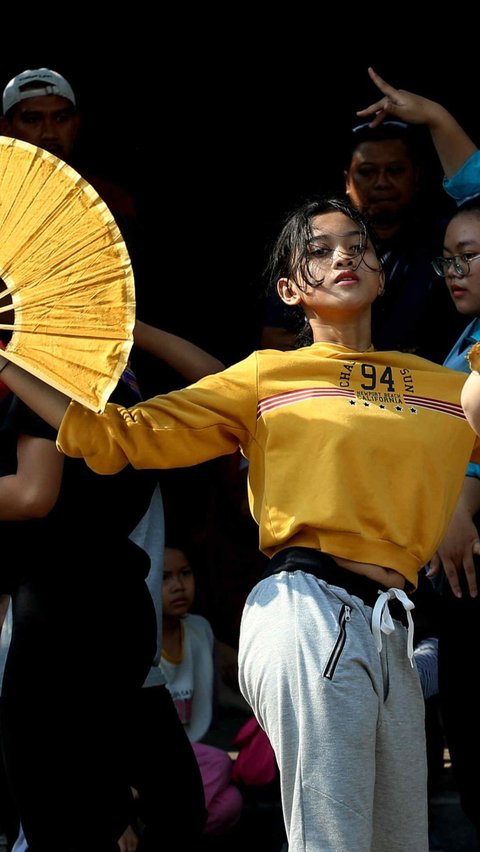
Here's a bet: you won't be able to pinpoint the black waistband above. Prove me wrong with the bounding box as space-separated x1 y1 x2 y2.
263 547 406 615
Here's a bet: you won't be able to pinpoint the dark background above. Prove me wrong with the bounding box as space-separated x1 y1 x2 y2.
0 35 478 366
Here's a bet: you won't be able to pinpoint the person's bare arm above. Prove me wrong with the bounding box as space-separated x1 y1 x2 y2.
0 433 64 520
0 594 10 635
117 823 139 852
462 371 480 436
0 428 63 636
0 321 224 429
0 357 70 430
427 476 480 597
134 320 224 382
356 66 477 179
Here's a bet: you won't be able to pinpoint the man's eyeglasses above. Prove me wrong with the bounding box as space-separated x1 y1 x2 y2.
431 253 480 277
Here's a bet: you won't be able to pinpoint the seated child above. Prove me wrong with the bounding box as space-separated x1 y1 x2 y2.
159 541 243 836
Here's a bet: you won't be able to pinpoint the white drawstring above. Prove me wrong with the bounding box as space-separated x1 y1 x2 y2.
372 588 415 667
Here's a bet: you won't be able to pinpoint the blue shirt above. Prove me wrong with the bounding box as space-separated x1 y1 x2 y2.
444 150 480 205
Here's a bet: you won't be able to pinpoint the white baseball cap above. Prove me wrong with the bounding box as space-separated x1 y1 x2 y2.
3 68 76 115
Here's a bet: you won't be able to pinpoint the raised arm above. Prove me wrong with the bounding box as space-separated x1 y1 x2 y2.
357 67 477 180
134 321 224 382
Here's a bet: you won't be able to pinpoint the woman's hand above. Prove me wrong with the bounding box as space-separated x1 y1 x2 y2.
428 476 480 597
428 509 479 598
356 66 446 129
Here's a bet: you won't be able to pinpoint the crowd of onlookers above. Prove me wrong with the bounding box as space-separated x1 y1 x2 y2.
1 64 480 851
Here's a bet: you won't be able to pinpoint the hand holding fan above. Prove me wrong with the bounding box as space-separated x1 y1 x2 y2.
0 136 135 412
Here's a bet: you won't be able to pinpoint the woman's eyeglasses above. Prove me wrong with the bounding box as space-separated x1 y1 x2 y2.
431 253 480 277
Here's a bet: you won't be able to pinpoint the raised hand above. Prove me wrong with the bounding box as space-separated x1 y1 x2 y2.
356 66 442 129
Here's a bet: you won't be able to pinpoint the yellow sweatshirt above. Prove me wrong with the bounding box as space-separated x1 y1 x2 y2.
58 343 480 588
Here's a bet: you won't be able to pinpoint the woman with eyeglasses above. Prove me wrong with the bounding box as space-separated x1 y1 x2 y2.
360 66 480 845
1 192 480 851
429 200 480 846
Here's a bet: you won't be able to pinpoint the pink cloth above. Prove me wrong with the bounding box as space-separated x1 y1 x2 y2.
231 716 277 787
192 742 243 835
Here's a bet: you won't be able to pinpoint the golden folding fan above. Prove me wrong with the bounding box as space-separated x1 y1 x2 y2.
0 136 135 412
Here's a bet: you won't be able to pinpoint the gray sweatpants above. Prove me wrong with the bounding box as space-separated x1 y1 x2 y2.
238 570 428 852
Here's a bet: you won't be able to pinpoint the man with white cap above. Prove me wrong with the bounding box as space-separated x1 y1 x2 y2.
0 65 157 380
0 66 142 229
0 67 79 162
